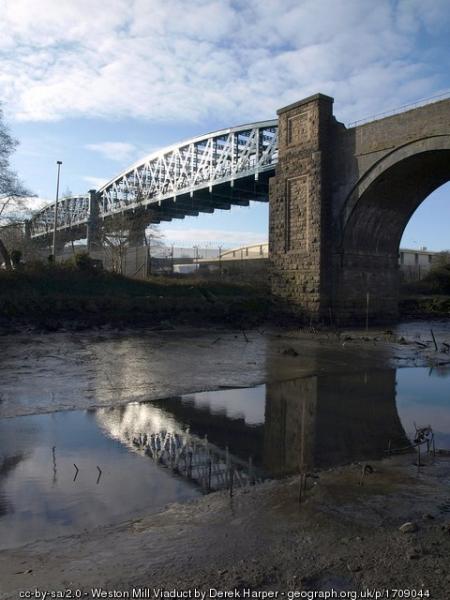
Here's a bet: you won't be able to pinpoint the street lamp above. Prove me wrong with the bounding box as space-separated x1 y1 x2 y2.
52 160 63 259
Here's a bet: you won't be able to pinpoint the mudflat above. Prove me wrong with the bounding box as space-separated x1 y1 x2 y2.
1 322 449 598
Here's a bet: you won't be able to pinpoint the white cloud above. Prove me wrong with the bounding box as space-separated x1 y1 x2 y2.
82 176 110 189
0 196 50 224
0 0 449 125
85 142 137 162
160 227 266 247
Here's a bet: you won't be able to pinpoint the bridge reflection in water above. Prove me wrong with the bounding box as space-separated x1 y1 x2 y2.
96 370 410 492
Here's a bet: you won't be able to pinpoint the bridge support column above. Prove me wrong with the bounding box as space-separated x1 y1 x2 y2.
87 190 102 251
333 254 400 324
269 94 334 322
128 217 147 247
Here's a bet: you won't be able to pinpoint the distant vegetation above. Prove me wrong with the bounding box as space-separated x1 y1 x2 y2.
0 253 276 331
400 253 450 318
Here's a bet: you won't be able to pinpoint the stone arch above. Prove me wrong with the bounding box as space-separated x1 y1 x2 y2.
334 135 450 322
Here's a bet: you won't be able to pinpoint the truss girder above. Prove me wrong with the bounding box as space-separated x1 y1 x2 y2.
99 120 278 217
30 195 90 238
30 120 278 238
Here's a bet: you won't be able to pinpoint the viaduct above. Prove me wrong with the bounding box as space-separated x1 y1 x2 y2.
29 93 450 324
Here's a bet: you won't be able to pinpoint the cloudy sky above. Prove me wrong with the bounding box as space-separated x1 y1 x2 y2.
1 0 450 248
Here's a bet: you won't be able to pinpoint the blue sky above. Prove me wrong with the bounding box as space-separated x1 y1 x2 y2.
2 0 450 249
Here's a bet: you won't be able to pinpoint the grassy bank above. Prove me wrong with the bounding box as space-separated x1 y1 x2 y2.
0 264 277 331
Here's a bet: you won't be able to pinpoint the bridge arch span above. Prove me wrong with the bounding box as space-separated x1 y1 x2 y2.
334 136 450 321
340 134 450 239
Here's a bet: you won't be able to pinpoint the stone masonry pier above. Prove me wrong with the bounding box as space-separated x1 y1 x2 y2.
269 93 450 324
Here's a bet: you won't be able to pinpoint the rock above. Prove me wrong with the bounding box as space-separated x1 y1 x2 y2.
346 563 362 572
440 522 450 534
406 547 422 560
282 347 299 357
422 513 435 520
399 522 417 533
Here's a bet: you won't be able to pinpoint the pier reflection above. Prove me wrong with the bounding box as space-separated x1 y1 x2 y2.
264 370 410 476
96 369 411 483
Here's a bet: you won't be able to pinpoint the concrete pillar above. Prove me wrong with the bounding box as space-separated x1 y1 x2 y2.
128 218 147 247
24 219 32 241
87 190 102 251
269 94 334 322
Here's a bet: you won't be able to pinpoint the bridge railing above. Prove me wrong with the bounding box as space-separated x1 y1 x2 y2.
348 90 450 127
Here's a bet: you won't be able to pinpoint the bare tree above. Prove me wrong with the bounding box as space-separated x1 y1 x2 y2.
144 219 165 276
0 105 33 268
101 191 164 276
101 211 131 274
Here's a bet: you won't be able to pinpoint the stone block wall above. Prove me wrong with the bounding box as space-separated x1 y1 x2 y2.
269 94 334 320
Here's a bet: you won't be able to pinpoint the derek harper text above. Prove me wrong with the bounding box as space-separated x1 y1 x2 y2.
90 589 279 599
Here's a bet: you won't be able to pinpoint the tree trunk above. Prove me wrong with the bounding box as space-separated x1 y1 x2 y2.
0 238 12 270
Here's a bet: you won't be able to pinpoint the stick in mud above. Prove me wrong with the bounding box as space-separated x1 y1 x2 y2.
298 472 306 503
241 329 249 343
365 292 370 332
430 329 438 351
229 466 234 497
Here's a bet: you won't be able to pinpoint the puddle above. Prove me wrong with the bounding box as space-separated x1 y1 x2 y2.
0 366 449 548
0 410 201 550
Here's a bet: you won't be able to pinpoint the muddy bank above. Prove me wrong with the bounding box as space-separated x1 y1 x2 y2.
0 454 449 598
0 269 277 334
1 323 450 420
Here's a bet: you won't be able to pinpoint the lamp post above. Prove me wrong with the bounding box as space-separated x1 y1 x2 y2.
52 160 63 259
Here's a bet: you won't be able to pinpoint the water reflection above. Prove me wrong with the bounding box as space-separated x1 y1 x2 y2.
96 371 412 481
264 371 410 476
0 366 449 548
0 411 201 549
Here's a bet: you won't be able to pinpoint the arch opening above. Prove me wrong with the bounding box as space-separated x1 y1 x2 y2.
334 148 450 323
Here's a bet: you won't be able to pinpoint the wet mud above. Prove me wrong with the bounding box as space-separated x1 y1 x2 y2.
0 454 449 598
1 321 449 420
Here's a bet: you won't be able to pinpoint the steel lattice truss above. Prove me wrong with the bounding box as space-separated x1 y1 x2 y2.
30 120 278 238
30 195 90 237
100 119 278 213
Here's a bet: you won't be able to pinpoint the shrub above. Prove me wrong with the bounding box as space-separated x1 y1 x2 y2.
424 263 450 294
10 250 22 268
73 251 100 272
